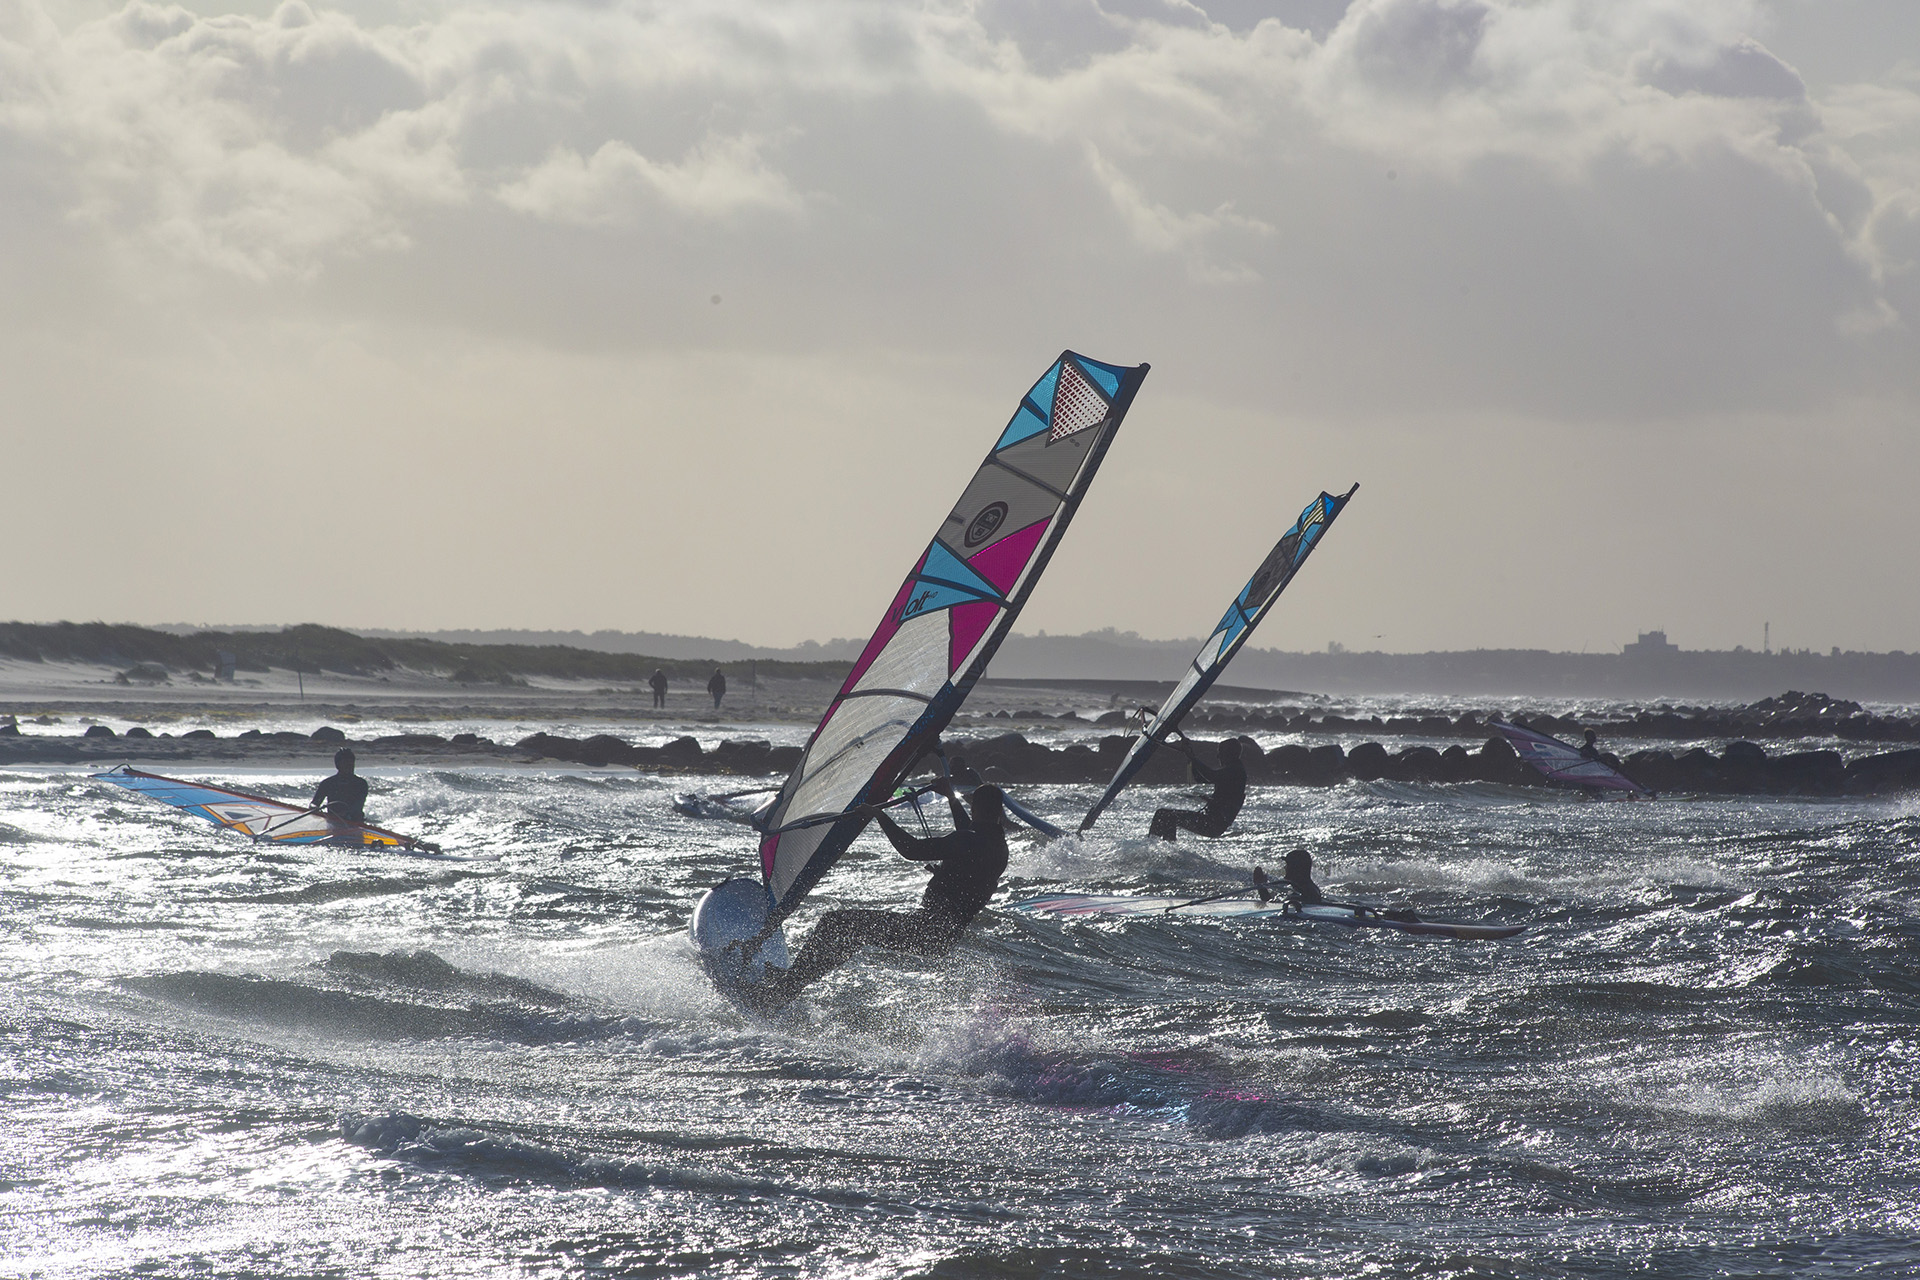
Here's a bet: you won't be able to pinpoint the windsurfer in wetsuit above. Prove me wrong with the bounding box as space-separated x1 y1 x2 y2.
750 780 1009 1010
311 749 368 825
1148 736 1246 840
1579 729 1602 762
1278 847 1323 904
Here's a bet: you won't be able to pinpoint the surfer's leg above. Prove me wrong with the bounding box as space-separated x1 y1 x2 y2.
762 909 911 1004
1150 808 1213 840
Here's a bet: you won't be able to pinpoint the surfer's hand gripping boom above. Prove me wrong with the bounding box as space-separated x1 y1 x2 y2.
762 784 941 836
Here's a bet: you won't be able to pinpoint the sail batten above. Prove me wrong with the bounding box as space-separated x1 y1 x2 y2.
1079 484 1357 832
757 351 1149 916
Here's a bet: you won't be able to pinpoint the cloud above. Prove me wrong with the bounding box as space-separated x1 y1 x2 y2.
496 134 802 225
2 0 1918 643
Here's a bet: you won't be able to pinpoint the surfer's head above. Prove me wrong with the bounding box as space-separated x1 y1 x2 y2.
334 748 356 773
969 783 1005 828
1219 738 1242 763
1584 729 1597 745
1283 847 1312 878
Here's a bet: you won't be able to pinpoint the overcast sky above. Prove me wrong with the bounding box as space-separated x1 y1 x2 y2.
4 0 1917 652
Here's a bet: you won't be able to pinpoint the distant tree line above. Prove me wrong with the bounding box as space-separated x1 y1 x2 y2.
0 622 850 685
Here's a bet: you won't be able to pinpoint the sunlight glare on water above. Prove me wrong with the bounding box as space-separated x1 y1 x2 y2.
3 732 1919 1277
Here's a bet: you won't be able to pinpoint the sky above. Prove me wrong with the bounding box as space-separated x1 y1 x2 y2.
3 0 1917 653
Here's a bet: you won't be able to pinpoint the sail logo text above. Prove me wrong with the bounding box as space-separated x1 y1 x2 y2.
964 502 1009 547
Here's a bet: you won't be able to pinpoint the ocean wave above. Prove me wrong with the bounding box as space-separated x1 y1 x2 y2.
122 970 639 1045
230 871 488 906
337 1112 879 1205
337 1111 793 1195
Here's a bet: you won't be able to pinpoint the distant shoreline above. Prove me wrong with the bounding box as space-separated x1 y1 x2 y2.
7 619 1920 702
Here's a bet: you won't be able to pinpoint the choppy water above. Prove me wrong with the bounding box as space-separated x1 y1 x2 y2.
5 741 1920 1277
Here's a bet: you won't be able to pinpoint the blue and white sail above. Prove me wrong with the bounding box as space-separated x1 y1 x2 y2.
94 766 442 852
1080 484 1357 831
1490 720 1652 798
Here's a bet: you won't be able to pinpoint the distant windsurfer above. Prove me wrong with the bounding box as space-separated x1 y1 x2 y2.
650 668 668 709
1579 729 1602 761
311 749 368 825
1148 736 1246 840
746 779 1009 1010
708 667 727 710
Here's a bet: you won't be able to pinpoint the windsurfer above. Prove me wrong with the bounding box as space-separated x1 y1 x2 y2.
1148 736 1246 840
1579 729 1602 761
1279 847 1323 904
707 667 727 709
650 669 669 709
311 749 369 825
747 780 1009 1010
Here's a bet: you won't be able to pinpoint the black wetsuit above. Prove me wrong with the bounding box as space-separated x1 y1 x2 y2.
760 806 1008 1007
311 773 368 824
1284 867 1324 905
1149 752 1247 840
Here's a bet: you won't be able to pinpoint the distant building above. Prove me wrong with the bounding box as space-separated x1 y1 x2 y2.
1623 630 1679 657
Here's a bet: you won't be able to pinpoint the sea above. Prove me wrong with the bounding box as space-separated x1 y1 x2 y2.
4 705 1919 1278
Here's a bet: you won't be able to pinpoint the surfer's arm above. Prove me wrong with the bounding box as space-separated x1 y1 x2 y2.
931 776 970 830
866 808 943 859
865 809 968 863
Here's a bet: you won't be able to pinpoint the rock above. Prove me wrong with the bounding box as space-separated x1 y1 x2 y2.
1347 741 1389 781
373 733 448 749
124 726 153 739
1392 745 1442 782
660 736 703 765
1844 748 1920 795
183 729 216 739
312 726 347 741
83 724 116 738
1722 740 1768 765
1768 750 1845 795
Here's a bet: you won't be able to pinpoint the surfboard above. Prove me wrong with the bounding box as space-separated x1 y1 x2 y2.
688 877 791 1007
1010 892 1527 940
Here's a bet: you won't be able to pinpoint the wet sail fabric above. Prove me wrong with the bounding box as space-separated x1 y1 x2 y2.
1489 721 1652 798
94 766 440 850
758 351 1149 916
1080 484 1357 832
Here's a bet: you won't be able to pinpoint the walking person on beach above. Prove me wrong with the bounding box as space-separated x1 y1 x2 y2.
649 668 668 709
708 667 727 710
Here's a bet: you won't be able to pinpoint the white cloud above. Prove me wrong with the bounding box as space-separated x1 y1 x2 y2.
496 133 802 225
2 0 1918 644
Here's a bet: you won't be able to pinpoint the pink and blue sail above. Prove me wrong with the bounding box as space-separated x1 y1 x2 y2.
1081 484 1358 831
756 351 1149 917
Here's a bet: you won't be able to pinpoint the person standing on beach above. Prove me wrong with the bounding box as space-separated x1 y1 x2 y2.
312 749 369 825
708 667 727 710
650 669 668 709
